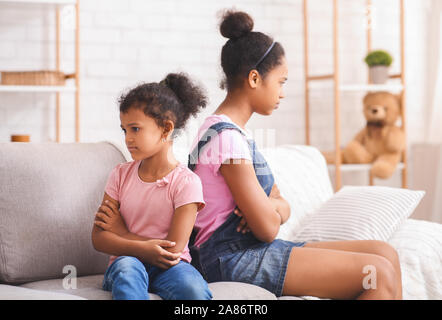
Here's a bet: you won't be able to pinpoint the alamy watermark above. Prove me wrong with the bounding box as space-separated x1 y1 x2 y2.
62 265 77 290
362 265 377 290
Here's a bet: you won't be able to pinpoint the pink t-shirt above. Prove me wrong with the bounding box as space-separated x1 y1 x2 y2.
104 161 205 266
189 114 252 247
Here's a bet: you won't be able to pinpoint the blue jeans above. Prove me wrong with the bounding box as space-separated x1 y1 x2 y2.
102 256 212 300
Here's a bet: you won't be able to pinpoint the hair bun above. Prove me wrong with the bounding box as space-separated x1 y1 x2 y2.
162 72 207 128
220 10 254 40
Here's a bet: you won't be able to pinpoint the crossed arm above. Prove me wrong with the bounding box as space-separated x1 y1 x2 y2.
220 158 291 242
91 192 198 269
92 158 290 267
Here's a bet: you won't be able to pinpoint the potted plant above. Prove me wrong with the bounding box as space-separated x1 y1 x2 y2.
364 50 393 84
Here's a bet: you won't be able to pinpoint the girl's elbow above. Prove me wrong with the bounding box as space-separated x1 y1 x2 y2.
91 233 101 252
259 234 275 243
91 228 105 252
256 225 279 243
259 232 278 243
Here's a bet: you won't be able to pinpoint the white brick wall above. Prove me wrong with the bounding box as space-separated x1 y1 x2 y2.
0 0 432 170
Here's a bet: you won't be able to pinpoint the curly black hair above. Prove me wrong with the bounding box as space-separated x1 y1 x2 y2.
219 10 285 91
119 73 207 137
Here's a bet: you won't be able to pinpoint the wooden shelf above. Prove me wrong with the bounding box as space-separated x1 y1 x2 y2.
0 0 76 5
339 83 404 92
0 0 80 142
327 162 405 172
308 82 404 93
0 85 76 93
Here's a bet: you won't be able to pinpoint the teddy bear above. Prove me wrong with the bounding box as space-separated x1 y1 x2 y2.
323 91 405 179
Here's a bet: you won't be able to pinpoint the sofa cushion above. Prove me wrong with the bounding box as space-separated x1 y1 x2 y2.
290 186 425 242
21 275 276 300
208 282 277 300
0 284 85 300
19 274 277 300
20 275 120 300
0 142 126 284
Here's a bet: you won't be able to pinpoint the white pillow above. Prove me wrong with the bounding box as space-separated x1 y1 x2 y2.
290 186 425 242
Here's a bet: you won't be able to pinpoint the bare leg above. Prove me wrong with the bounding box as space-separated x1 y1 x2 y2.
282 246 398 300
304 240 402 299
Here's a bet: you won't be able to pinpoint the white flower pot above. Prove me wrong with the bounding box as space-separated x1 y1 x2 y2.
369 66 389 84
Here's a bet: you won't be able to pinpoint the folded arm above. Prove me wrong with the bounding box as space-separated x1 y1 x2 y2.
91 193 181 269
164 202 199 254
220 159 283 243
268 183 291 224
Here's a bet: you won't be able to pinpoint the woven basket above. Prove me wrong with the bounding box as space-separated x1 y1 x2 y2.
0 71 75 86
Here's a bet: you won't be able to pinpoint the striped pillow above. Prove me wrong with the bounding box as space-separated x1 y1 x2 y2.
291 186 425 242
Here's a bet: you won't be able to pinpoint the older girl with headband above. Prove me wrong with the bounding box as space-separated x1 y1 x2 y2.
188 10 403 300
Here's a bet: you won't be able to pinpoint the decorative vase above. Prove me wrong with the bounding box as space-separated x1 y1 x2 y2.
369 66 389 84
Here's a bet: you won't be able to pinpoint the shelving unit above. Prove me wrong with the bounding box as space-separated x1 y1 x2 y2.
328 162 405 173
0 0 80 142
0 85 77 93
0 0 76 4
303 0 407 191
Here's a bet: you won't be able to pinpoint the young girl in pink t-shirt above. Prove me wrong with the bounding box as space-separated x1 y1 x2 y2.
91 73 212 300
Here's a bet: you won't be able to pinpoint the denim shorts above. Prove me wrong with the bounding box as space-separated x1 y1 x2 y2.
195 215 307 297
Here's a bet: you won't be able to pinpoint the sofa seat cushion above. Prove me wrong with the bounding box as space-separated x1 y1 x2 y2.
208 282 277 300
19 275 277 300
278 295 310 300
0 284 85 300
20 275 126 300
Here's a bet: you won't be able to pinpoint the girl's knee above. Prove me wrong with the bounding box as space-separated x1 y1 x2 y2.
103 256 149 299
369 255 398 299
114 256 143 268
112 256 147 278
175 272 212 300
371 241 401 266
182 279 212 300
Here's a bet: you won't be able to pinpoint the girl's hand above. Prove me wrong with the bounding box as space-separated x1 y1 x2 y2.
94 200 129 237
233 207 251 234
136 239 181 269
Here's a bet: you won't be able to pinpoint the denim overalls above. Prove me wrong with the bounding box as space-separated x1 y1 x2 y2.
188 121 306 297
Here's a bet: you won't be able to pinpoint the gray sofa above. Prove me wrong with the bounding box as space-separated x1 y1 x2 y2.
0 142 291 300
2 142 441 300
